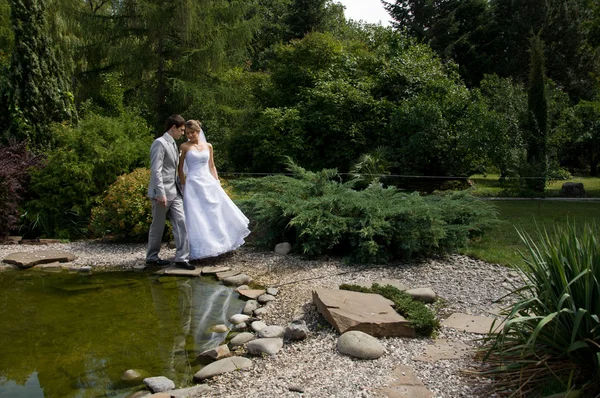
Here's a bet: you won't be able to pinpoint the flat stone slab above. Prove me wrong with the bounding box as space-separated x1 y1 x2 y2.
313 289 415 338
413 339 470 362
159 265 202 276
216 270 241 280
3 250 76 268
441 313 504 334
237 289 266 300
375 365 434 398
201 266 231 275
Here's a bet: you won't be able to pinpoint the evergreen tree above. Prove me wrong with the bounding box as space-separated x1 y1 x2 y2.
7 0 75 150
285 0 328 40
526 35 548 192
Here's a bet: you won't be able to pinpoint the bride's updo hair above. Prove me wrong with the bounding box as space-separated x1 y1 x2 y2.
186 119 201 132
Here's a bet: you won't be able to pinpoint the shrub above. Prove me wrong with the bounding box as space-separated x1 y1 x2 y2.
23 112 153 238
234 160 497 262
0 140 41 239
339 283 439 336
90 168 152 242
478 223 600 396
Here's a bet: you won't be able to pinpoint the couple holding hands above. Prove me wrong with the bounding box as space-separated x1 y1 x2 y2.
145 114 250 269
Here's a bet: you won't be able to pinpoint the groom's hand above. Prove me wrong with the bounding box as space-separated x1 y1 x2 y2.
157 196 167 207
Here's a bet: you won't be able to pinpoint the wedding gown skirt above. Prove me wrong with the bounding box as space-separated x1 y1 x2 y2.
183 149 250 259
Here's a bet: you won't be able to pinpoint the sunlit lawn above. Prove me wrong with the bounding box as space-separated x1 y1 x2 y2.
469 174 600 197
463 200 600 267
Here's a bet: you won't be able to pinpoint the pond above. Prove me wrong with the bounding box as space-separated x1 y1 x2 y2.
0 269 246 397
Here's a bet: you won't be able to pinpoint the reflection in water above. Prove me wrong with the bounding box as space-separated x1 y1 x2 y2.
0 271 245 397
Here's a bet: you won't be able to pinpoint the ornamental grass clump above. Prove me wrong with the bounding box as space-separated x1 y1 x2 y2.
478 223 600 396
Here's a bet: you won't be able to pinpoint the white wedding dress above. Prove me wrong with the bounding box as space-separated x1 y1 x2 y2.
183 149 250 260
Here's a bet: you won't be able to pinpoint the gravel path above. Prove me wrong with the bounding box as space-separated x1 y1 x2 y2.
0 241 516 397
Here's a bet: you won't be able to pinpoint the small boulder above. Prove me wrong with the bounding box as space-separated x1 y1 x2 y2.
193 356 252 381
247 338 284 356
222 274 252 287
253 306 269 317
257 294 276 304
235 285 249 292
560 182 585 197
242 300 259 315
251 321 267 332
233 323 248 332
274 242 292 255
143 376 175 393
210 324 229 333
229 314 251 325
229 332 255 347
337 330 385 360
257 325 285 338
237 289 265 300
266 287 279 296
284 320 309 341
196 345 231 361
121 369 145 382
405 288 436 303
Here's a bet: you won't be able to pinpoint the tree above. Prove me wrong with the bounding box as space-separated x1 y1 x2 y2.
7 0 76 150
525 35 548 192
562 101 600 175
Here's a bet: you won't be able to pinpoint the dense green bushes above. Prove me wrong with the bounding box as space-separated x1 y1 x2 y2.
90 168 152 242
23 113 153 238
235 161 497 262
479 223 600 396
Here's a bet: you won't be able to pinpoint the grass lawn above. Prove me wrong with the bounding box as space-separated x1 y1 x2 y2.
463 200 600 267
469 174 600 197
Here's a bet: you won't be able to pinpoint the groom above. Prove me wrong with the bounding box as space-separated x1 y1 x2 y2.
146 114 193 270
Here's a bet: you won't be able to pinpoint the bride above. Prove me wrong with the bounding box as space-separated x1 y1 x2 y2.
178 120 250 260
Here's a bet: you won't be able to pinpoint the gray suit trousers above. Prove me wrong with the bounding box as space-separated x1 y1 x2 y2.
146 196 190 262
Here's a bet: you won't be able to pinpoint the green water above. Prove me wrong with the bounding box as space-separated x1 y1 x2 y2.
0 270 246 398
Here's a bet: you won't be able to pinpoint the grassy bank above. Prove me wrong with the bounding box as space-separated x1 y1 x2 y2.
463 200 600 267
469 174 600 198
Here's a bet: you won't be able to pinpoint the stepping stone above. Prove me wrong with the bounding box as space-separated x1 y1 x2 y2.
193 356 252 381
313 288 415 338
201 266 231 275
216 270 241 280
3 250 76 268
374 365 434 398
337 330 385 360
161 265 202 277
237 289 265 300
413 339 470 363
441 313 504 334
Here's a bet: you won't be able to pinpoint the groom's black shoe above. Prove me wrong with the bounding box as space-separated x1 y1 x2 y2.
146 258 171 267
175 261 195 270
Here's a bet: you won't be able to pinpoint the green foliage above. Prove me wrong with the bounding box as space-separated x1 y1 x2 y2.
350 146 395 188
479 223 600 396
560 100 600 176
90 168 152 242
235 160 497 262
23 113 153 239
7 0 76 150
339 283 439 336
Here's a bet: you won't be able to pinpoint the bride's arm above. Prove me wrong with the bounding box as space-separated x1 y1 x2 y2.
178 144 188 185
208 144 219 182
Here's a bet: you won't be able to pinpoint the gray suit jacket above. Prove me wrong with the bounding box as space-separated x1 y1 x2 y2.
147 132 182 201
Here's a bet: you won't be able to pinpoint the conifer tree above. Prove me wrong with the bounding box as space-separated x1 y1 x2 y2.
8 0 75 150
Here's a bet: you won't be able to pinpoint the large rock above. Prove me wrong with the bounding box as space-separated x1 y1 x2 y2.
3 250 76 268
196 345 231 361
161 264 201 276
247 338 284 356
193 356 252 381
237 289 265 300
242 300 259 315
313 289 415 338
560 182 585 197
257 294 276 304
229 314 251 324
163 385 212 397
405 288 436 303
337 330 385 360
143 376 175 393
